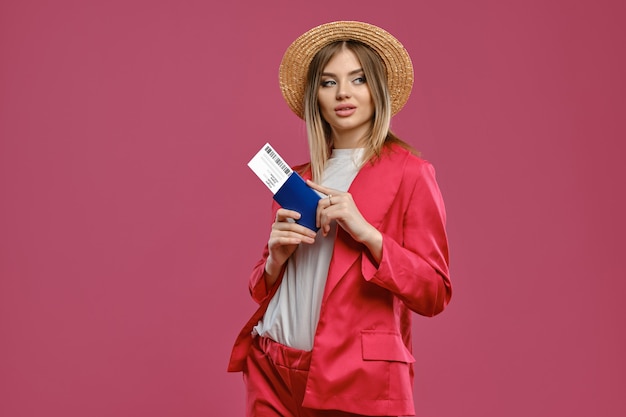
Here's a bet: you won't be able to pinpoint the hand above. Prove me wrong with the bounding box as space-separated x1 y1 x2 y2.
264 208 317 285
306 180 382 262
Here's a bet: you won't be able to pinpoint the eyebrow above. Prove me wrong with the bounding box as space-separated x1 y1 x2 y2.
321 68 364 77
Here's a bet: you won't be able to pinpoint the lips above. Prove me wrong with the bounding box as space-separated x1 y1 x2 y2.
334 104 356 117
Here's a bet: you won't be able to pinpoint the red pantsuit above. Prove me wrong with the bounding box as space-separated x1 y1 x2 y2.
229 144 452 416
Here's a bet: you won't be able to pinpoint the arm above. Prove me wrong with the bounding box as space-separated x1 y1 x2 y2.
248 244 276 304
361 162 452 316
249 202 317 304
307 180 383 262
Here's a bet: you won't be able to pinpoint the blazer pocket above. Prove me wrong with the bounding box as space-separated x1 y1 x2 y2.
361 330 416 363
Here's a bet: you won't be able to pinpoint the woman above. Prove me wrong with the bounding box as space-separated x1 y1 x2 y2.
228 21 452 416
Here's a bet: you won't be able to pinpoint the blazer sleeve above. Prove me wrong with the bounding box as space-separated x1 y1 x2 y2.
361 160 452 316
248 163 312 304
248 200 285 304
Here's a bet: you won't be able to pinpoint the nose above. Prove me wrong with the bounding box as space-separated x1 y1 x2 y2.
336 82 351 100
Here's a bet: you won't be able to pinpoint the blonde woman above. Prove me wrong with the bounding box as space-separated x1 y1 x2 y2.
229 21 452 417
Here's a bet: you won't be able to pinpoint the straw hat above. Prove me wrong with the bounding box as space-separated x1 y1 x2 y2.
279 21 414 119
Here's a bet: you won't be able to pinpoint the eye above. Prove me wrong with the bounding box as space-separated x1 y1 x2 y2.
321 79 336 87
353 76 366 85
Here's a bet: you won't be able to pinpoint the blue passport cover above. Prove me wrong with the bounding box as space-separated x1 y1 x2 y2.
273 172 321 232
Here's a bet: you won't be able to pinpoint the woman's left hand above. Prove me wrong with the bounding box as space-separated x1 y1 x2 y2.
307 180 383 261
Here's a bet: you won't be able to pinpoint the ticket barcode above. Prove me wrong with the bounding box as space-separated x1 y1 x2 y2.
248 143 293 194
264 144 291 176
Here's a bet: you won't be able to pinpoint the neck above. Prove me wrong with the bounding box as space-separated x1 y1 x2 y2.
331 127 369 149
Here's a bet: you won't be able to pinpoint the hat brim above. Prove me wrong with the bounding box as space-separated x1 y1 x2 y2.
279 21 414 119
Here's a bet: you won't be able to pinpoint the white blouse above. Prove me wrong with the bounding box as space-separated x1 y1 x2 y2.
253 148 364 351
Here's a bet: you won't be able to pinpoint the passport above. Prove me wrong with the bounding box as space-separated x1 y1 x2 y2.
248 143 321 232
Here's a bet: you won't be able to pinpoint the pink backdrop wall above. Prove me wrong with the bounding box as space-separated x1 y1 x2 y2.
1 0 624 416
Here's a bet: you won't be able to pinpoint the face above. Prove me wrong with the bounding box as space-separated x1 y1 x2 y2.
317 47 374 148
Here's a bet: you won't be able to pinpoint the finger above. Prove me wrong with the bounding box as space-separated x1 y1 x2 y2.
275 208 302 222
315 192 335 229
273 235 313 246
271 230 316 245
306 180 338 197
316 199 326 229
273 218 318 239
318 210 331 236
317 204 334 237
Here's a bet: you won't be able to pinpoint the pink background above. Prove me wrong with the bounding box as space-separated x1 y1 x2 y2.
1 0 624 416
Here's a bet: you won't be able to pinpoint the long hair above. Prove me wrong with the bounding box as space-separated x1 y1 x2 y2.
303 40 415 182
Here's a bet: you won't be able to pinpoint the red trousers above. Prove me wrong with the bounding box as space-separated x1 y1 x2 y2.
244 336 393 417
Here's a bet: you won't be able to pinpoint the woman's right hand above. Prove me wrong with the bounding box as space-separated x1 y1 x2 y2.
264 208 317 286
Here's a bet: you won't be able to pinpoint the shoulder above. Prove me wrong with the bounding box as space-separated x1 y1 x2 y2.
292 162 312 178
380 143 434 174
376 144 442 200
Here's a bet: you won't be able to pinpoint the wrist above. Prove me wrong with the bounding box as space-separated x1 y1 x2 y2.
361 226 383 264
264 256 282 280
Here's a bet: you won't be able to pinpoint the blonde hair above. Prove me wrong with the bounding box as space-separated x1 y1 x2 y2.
303 40 415 182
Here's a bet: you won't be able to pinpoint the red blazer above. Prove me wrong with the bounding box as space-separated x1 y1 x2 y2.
228 144 451 416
